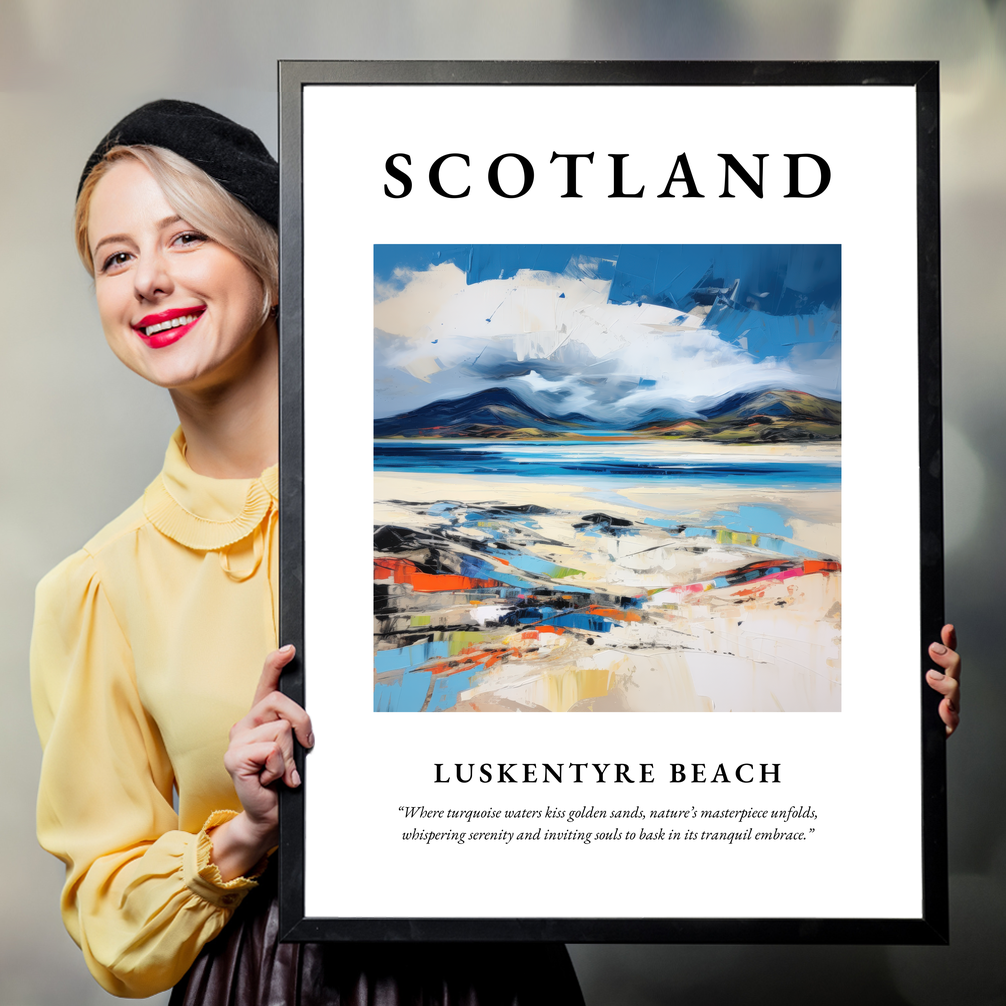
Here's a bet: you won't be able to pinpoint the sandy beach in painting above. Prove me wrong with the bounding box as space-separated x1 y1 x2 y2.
374 441 841 714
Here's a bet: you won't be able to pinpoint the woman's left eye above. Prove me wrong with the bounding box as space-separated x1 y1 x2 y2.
173 231 208 248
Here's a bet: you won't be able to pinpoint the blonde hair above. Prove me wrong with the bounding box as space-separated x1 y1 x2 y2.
75 145 278 323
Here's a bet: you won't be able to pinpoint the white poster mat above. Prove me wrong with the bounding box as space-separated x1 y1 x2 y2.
300 84 919 920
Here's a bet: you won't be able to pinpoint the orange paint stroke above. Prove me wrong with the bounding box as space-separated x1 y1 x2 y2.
373 557 504 591
586 605 642 623
804 560 841 575
411 572 505 592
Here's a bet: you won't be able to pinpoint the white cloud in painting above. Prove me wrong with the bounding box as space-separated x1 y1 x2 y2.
374 263 839 421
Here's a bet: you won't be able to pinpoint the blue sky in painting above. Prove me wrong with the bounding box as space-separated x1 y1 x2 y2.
374 245 840 424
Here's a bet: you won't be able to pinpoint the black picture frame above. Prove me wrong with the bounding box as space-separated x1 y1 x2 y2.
277 60 945 944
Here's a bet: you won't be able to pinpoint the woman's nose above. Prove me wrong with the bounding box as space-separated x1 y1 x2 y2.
133 249 173 302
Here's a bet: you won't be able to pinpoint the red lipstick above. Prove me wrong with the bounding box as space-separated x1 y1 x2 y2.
132 306 205 349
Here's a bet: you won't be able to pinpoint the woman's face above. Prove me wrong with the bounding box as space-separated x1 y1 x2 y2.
87 158 269 392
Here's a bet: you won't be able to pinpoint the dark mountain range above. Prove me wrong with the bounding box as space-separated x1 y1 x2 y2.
709 388 840 422
633 389 841 443
699 389 764 419
375 387 841 443
374 387 572 439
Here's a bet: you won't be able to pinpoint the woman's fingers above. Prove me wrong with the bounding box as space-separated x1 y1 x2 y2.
224 738 287 788
924 677 960 736
927 623 961 737
255 691 313 749
258 742 289 787
241 644 314 749
925 667 959 704
230 719 302 788
940 698 960 736
252 644 296 707
926 669 960 736
232 689 314 750
941 623 958 654
223 645 311 811
928 637 961 685
929 638 960 679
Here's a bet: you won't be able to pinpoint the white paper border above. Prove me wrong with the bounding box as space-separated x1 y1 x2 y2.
300 84 921 920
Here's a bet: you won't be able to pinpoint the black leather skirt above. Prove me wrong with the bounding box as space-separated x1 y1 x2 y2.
169 869 585 1006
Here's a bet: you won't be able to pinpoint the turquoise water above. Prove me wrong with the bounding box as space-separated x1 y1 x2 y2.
374 440 840 487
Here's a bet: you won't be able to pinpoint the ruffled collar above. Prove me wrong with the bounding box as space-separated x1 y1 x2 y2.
143 428 278 551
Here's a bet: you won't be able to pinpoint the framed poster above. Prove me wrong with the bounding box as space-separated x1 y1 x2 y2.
277 61 946 943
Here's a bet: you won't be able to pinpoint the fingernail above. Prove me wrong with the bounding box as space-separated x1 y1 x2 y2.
931 643 947 654
292 768 301 787
280 644 295 654
306 732 315 748
928 669 944 679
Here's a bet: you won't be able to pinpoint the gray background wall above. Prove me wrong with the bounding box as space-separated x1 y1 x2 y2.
1 2 1002 1003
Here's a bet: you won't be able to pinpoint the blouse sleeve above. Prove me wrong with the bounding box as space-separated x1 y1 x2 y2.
31 549 262 998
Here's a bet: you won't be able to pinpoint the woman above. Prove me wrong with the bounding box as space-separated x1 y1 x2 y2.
31 99 586 1003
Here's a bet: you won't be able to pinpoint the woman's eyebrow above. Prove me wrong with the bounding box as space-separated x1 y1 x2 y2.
92 216 185 257
92 232 133 256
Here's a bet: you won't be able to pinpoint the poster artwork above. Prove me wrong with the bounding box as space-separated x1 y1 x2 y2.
373 244 841 714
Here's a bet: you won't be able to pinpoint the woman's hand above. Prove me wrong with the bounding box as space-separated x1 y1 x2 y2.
209 645 314 881
926 624 961 738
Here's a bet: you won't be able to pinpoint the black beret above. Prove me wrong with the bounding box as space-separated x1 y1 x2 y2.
77 99 278 228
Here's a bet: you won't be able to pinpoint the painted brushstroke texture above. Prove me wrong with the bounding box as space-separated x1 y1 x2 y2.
373 459 841 713
374 244 840 428
373 246 841 712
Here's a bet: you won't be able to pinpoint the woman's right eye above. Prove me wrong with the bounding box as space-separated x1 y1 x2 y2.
100 251 132 273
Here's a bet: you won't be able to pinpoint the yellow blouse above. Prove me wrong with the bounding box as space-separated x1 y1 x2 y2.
31 429 279 998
